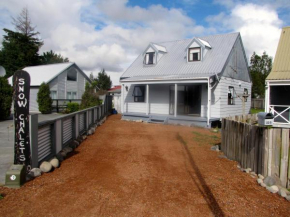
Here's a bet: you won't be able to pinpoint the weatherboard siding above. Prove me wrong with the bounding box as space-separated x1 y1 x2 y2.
222 36 250 82
123 84 146 113
30 88 39 112
217 77 251 118
57 70 66 99
49 77 58 91
77 71 86 99
149 84 170 115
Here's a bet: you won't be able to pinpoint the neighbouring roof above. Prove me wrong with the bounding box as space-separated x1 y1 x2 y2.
8 62 90 86
108 85 121 93
120 32 240 82
267 27 290 80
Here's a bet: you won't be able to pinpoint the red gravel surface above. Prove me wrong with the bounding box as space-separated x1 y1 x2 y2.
0 114 290 217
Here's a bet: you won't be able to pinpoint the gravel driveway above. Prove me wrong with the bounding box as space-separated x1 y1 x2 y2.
0 114 290 216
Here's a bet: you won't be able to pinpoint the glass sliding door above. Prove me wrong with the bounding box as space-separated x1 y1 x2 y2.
169 84 201 116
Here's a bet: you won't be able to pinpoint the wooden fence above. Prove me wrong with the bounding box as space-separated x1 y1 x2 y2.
29 95 113 168
221 115 290 188
251 98 265 109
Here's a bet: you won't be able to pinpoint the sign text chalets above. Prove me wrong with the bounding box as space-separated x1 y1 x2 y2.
13 70 31 172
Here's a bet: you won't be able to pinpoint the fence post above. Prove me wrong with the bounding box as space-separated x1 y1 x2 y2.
280 129 289 187
75 114 79 139
86 110 89 130
55 119 62 153
30 114 38 168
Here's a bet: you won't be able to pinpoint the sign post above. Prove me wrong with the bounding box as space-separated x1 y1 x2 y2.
13 70 31 170
5 70 31 188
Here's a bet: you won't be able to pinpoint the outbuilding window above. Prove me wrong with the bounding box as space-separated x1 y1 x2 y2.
67 91 77 99
133 86 145 102
228 86 235 105
50 91 57 99
67 68 77 81
144 52 155 65
188 48 201 62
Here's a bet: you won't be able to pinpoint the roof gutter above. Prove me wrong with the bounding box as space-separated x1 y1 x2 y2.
120 76 210 83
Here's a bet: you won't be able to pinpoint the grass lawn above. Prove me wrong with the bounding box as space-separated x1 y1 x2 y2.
251 108 264 114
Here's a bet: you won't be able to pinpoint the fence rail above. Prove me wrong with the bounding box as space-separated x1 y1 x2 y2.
29 95 113 168
251 98 265 109
221 115 290 188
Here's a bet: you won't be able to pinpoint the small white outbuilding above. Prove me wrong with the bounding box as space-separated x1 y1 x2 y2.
9 62 91 112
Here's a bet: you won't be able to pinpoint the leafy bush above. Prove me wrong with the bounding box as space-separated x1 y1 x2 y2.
37 82 52 114
65 102 79 113
0 77 13 120
80 82 101 109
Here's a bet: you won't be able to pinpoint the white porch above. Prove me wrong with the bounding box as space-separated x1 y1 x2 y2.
120 80 216 127
265 81 290 127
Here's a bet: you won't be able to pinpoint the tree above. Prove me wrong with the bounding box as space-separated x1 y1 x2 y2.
249 52 272 98
94 69 112 91
12 7 38 37
40 50 69 65
80 82 101 109
0 8 43 78
0 77 13 119
37 82 52 114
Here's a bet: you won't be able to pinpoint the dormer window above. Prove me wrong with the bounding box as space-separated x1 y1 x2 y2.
188 48 201 62
144 52 155 65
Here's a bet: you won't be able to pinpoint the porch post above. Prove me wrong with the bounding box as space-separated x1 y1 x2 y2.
174 83 177 117
265 81 270 113
146 84 149 115
121 84 124 114
207 79 211 127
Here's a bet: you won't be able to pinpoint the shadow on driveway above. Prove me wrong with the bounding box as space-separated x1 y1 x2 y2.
177 133 225 217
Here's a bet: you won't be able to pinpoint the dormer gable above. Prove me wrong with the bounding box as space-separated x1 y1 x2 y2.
185 37 211 62
143 43 167 65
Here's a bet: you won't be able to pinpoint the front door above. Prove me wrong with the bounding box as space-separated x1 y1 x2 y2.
169 85 201 116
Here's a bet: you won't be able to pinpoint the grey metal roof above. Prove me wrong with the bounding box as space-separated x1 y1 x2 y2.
120 32 240 81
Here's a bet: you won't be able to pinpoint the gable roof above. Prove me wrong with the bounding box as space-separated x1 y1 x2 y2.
267 26 290 80
120 32 240 82
8 62 91 86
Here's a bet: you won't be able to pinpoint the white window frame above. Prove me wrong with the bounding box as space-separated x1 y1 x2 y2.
50 90 57 99
228 86 235 105
67 91 77 99
188 47 201 62
144 52 155 65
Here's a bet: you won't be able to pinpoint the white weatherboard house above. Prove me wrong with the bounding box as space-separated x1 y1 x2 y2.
120 32 252 127
9 62 91 112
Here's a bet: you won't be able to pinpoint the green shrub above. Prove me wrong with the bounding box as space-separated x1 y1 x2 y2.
0 77 13 120
80 82 101 109
37 82 52 114
66 102 79 113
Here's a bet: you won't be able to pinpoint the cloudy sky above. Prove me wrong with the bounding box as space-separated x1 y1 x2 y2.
0 0 289 85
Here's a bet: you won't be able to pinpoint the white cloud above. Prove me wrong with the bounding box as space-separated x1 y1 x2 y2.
0 0 208 84
207 3 282 59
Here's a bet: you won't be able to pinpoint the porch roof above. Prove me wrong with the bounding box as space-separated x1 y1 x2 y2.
267 26 290 81
120 74 210 83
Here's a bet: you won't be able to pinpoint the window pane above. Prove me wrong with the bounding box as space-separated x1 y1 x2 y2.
72 92 77 99
67 92 72 99
133 86 144 96
192 53 199 61
67 68 77 81
189 48 200 61
145 52 154 65
50 91 57 99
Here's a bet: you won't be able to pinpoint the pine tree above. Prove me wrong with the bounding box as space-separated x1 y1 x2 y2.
37 82 52 114
0 77 13 119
